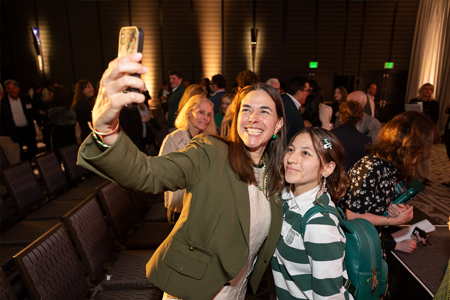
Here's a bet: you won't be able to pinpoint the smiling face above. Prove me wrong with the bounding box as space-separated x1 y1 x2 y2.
6 84 20 99
284 133 324 196
237 90 283 162
188 100 213 135
82 82 94 98
222 97 232 114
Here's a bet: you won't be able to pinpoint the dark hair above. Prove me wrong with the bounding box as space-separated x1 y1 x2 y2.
303 95 322 127
50 85 72 108
285 76 307 96
279 128 349 203
370 110 440 179
306 79 318 90
211 74 226 89
202 78 212 95
236 70 260 89
72 80 94 108
339 100 363 126
169 70 183 80
365 83 376 91
310 86 324 104
227 83 286 197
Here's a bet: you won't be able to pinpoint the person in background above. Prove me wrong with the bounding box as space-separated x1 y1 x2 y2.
2 79 41 161
365 83 379 119
176 84 207 114
0 84 20 165
347 91 381 143
272 128 352 300
159 95 216 228
209 74 227 115
42 81 55 103
332 86 348 127
201 78 212 97
220 70 260 138
73 80 96 142
167 70 185 131
307 81 332 130
340 111 440 254
409 83 439 186
266 78 281 94
47 85 77 159
28 81 43 111
158 82 169 115
331 100 371 171
215 93 234 129
282 76 307 143
302 95 321 128
77 51 286 299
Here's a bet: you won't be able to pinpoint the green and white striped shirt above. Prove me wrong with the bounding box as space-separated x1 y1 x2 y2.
271 186 353 300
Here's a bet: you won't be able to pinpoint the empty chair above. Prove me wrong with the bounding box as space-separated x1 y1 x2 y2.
0 198 24 270
63 195 160 292
0 219 60 247
34 152 96 200
97 181 170 250
1 161 82 221
1 161 45 216
0 268 18 300
13 223 89 300
58 143 107 187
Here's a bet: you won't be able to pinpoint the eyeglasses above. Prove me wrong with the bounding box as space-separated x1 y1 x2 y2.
302 88 311 94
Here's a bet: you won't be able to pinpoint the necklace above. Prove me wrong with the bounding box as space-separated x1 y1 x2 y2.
255 158 268 191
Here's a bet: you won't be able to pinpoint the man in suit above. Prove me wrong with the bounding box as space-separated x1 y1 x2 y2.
2 79 41 161
167 70 186 131
282 76 307 144
266 78 281 94
209 74 226 115
0 84 20 164
348 91 381 143
365 83 379 119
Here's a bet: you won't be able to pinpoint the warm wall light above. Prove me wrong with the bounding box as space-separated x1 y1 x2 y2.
31 27 45 73
251 28 258 72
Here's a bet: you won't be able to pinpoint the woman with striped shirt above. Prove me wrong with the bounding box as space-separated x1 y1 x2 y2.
271 128 353 299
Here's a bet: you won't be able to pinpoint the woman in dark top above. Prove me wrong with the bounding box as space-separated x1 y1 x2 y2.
48 85 77 157
72 80 96 142
302 95 321 128
332 86 348 126
331 100 371 171
340 111 440 253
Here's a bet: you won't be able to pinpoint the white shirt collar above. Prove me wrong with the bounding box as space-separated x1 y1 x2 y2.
210 90 225 97
172 85 180 92
8 94 20 102
287 93 301 109
282 185 322 211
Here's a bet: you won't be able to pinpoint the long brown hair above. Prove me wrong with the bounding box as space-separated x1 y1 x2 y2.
72 80 95 108
278 128 349 203
370 110 440 179
226 83 286 197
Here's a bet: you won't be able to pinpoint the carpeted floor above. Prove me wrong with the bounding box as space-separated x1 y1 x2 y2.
409 143 450 225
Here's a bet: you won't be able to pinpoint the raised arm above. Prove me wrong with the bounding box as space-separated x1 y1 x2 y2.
92 53 149 145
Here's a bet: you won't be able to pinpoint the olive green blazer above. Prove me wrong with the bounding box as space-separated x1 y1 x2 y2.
78 130 283 300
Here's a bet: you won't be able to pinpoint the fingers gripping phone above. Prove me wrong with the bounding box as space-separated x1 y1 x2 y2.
118 26 144 93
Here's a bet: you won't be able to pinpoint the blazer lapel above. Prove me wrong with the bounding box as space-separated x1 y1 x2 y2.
225 165 250 246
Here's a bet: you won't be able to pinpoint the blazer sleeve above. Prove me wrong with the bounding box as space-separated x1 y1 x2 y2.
78 129 213 194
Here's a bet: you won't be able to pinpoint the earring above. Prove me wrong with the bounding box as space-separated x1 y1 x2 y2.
322 174 328 193
272 134 277 139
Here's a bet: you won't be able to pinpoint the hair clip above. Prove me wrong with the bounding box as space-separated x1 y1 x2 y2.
324 138 332 149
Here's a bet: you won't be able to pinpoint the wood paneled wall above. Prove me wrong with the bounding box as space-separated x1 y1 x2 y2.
1 0 419 99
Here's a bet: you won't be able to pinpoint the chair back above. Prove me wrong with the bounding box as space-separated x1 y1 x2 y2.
13 223 89 300
34 152 70 197
1 161 45 214
97 181 138 240
0 146 9 169
1 197 13 229
59 143 90 184
63 195 115 280
0 268 18 300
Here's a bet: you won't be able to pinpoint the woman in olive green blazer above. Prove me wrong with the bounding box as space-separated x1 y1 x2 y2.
78 53 286 300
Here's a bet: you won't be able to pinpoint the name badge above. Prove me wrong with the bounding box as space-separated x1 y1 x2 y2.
26 104 32 109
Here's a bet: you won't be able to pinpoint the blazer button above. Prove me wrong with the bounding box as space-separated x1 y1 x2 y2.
264 260 267 263
189 246 195 251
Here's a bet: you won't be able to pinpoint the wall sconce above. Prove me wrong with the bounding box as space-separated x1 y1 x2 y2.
251 28 258 73
31 27 45 74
